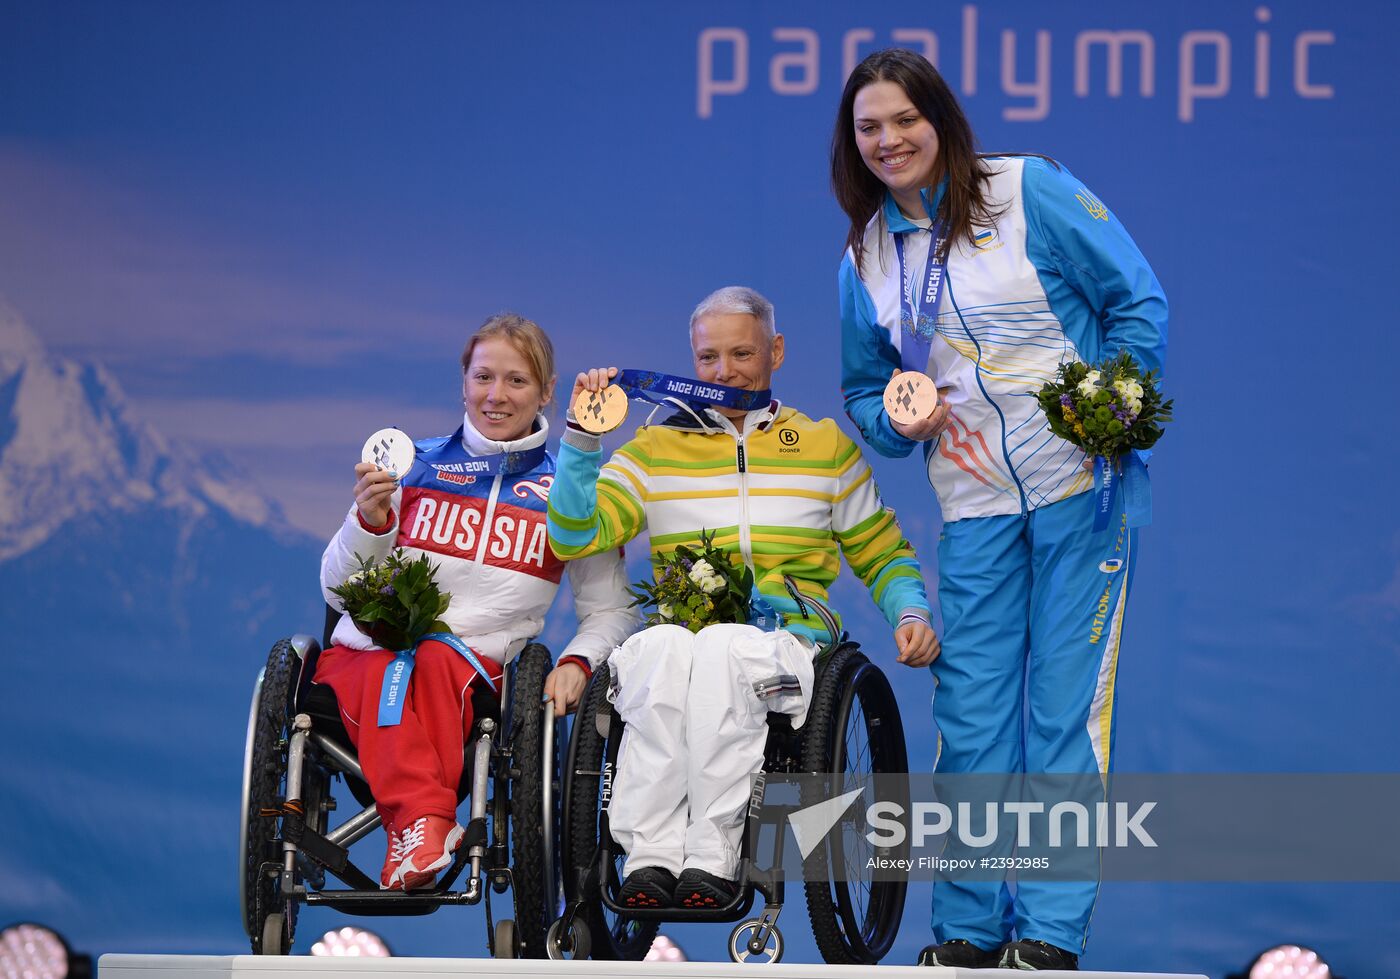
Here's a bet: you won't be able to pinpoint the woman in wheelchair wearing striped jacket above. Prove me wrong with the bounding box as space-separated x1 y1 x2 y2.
317 314 638 891
547 287 939 909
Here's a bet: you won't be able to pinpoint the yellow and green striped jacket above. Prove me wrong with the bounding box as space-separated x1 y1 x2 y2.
547 402 928 641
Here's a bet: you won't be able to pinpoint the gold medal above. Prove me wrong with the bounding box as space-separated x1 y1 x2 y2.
571 384 629 434
883 371 939 426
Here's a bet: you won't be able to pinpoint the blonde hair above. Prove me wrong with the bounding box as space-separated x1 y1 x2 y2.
460 312 556 394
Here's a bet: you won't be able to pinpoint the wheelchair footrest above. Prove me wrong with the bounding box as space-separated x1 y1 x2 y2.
274 799 369 887
305 889 481 917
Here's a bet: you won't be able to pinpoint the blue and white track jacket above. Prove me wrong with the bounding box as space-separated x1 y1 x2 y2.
840 156 1168 523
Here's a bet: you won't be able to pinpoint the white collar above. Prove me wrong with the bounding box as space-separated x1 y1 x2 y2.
459 412 550 456
703 399 782 437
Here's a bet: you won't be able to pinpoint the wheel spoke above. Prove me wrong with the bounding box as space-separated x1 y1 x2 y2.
840 693 876 923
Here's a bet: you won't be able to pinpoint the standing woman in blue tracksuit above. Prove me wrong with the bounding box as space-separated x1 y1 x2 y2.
830 49 1167 971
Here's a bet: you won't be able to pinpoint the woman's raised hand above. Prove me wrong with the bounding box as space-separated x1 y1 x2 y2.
571 367 620 405
353 461 398 530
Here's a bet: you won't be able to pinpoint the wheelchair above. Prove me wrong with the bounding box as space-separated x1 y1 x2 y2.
548 584 911 965
237 612 563 958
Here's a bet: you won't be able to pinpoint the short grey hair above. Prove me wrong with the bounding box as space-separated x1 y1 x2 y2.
689 286 776 339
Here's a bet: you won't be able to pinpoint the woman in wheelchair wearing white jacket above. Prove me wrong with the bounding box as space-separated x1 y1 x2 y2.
317 313 637 891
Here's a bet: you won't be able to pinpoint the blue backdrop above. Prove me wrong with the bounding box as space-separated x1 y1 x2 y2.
1 2 1397 976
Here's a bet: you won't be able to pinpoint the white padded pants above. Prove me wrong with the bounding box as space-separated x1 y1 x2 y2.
607 623 814 880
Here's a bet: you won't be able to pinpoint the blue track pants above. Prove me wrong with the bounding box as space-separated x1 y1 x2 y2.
930 488 1137 954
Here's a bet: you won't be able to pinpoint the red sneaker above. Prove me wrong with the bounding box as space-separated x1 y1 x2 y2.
380 824 405 890
392 815 465 891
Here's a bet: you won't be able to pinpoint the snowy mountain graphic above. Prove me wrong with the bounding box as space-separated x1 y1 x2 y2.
0 302 291 563
0 301 326 950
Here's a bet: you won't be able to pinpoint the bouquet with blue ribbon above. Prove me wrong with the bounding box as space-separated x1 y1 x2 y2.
1037 351 1173 531
328 549 451 652
329 550 494 728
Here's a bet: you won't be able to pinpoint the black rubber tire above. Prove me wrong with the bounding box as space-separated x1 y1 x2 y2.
729 919 784 964
243 638 300 954
560 667 658 960
260 912 288 956
799 644 909 964
493 918 519 959
545 916 593 960
508 643 561 959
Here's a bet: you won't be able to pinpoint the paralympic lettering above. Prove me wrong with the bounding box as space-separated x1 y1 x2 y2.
697 6 1336 122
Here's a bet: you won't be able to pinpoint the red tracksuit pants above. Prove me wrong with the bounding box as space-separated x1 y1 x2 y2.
313 640 503 833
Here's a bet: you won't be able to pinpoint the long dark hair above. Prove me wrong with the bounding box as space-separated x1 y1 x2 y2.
831 48 1003 268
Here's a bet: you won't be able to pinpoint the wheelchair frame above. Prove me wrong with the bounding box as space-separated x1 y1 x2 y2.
237 633 563 957
548 583 910 964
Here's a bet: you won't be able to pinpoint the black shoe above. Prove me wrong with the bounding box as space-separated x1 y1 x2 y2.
674 868 740 908
619 866 678 909
999 939 1080 970
917 939 1000 968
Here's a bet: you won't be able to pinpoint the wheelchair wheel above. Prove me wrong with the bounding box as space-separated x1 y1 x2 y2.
559 667 658 960
545 916 592 960
240 638 302 954
799 643 909 964
730 919 784 964
506 643 562 958
493 919 520 959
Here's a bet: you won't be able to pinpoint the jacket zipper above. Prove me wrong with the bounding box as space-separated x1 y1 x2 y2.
734 432 756 574
463 472 504 595
945 270 1029 517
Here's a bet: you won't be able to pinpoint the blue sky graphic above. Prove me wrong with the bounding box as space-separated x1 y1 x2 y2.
2 1 1400 971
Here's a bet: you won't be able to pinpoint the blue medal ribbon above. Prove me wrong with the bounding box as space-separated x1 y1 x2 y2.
892 223 949 374
377 632 499 727
432 428 547 477
615 369 770 413
1091 450 1153 533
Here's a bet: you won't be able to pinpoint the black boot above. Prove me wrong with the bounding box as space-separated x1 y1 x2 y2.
917 939 1000 968
618 866 678 909
998 939 1080 970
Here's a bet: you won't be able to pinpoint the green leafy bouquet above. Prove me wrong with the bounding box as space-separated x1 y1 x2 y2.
1037 351 1173 458
327 549 451 651
628 530 755 633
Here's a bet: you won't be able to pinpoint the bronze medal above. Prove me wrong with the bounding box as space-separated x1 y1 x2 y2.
572 384 629 434
883 371 939 427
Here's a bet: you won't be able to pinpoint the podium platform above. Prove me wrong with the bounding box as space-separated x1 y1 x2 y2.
99 955 1209 979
